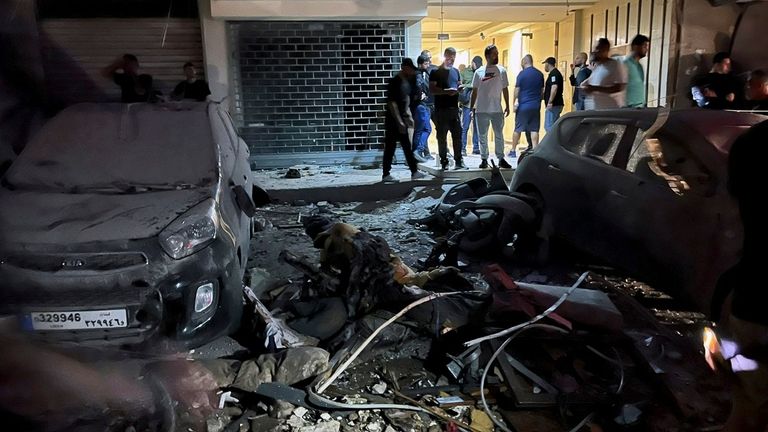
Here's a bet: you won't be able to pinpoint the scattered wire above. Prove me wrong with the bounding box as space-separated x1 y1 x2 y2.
316 291 480 394
465 272 589 347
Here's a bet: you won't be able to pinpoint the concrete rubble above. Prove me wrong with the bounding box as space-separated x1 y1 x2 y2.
0 184 732 432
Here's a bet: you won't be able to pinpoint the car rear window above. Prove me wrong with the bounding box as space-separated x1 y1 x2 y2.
6 104 218 191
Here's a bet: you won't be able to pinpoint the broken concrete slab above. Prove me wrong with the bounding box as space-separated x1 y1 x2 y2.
196 359 241 388
251 415 285 432
275 347 330 385
515 282 624 332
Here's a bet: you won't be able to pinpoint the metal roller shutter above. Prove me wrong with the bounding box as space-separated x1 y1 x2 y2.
40 18 204 105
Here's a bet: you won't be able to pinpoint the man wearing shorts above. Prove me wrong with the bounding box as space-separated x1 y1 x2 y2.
512 54 544 150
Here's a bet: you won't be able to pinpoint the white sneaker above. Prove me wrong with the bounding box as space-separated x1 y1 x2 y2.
382 174 397 182
411 171 427 180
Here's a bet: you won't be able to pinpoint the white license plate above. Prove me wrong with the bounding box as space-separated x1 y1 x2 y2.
27 309 128 331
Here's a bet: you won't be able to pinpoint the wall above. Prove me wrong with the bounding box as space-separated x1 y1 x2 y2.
671 0 742 107
575 0 674 107
210 0 427 20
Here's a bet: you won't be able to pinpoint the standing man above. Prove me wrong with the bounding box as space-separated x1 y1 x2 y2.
172 62 211 102
581 38 628 110
471 45 512 169
691 52 741 109
542 57 564 132
460 56 483 156
511 54 544 150
102 54 154 103
382 58 426 182
430 47 466 170
569 52 591 110
411 54 433 162
623 35 650 108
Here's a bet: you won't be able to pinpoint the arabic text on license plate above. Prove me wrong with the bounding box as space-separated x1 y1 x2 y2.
28 309 128 331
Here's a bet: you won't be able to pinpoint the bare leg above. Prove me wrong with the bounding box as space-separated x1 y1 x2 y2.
530 132 540 148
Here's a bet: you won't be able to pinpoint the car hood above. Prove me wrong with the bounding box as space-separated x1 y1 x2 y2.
0 188 213 245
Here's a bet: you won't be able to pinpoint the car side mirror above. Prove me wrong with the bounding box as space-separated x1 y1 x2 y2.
233 185 257 217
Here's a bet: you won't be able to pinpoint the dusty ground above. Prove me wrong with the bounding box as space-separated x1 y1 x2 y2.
223 185 725 432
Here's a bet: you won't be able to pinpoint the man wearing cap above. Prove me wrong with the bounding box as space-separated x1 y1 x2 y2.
382 58 426 182
543 57 564 132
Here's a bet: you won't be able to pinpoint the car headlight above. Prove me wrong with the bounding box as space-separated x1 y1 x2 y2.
159 199 219 259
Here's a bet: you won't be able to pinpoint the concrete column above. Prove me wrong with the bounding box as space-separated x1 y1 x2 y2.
406 20 423 61
197 0 231 109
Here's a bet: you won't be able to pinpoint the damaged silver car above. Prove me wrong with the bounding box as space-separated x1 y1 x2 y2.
0 102 257 348
511 108 765 313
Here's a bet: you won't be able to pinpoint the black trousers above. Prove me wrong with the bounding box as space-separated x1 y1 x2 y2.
434 106 463 165
383 124 419 176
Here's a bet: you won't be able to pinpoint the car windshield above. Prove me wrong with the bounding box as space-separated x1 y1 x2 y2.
4 103 218 193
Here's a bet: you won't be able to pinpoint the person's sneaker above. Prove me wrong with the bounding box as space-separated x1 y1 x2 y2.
498 158 512 169
479 159 489 169
441 162 448 170
413 152 427 163
411 171 427 180
424 151 435 160
454 161 467 170
382 174 397 182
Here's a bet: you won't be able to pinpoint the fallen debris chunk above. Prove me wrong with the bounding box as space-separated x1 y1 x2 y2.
285 168 302 179
371 382 387 395
243 285 319 348
469 409 494 432
300 420 341 432
275 347 331 385
251 415 284 432
269 401 296 419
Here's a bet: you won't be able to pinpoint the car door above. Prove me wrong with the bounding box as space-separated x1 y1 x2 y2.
546 116 637 257
602 128 721 306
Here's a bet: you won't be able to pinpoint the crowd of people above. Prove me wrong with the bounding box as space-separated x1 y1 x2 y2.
382 35 661 180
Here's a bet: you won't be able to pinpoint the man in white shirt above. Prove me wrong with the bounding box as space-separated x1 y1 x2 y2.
470 45 512 169
581 38 628 110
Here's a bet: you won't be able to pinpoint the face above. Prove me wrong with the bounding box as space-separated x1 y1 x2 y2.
545 63 553 72
719 58 732 74
748 78 768 99
634 42 650 58
443 51 456 68
575 54 586 66
419 60 431 71
124 60 139 75
184 66 196 80
486 48 499 65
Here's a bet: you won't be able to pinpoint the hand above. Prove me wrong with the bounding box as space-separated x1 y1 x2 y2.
421 93 427 101
405 117 415 128
726 93 735 102
504 106 510 117
703 88 717 98
570 63 575 72
513 102 519 112
547 103 554 110
445 88 458 96
398 122 408 134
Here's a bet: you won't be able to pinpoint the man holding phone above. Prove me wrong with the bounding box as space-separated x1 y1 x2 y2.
430 47 466 170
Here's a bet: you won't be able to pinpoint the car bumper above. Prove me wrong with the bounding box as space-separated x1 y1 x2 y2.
0 236 244 349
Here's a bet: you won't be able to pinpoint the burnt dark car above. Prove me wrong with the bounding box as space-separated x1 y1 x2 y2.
510 109 765 313
0 102 257 348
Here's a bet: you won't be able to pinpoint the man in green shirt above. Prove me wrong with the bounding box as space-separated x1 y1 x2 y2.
623 34 649 108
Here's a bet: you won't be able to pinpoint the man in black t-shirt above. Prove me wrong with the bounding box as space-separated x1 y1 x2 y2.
172 62 211 102
691 52 741 110
382 58 426 182
429 47 466 170
543 57 564 132
102 54 154 103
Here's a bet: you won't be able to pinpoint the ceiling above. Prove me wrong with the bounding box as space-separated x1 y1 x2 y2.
425 0 595 25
